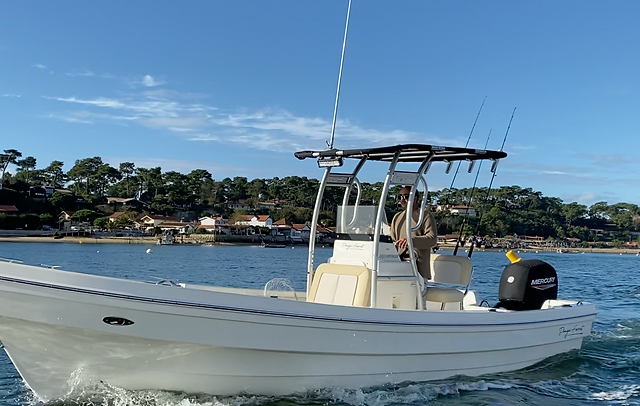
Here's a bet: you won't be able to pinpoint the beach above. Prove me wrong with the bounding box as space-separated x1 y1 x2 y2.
1 235 639 255
0 236 158 244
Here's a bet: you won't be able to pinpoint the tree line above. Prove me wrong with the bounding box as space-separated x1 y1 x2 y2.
1 148 639 245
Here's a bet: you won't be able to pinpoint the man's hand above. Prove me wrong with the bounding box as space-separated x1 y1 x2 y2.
395 238 408 250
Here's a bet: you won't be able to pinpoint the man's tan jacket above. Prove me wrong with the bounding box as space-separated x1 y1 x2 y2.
390 209 438 280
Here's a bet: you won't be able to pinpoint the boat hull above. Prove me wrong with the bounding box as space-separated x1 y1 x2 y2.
0 262 596 402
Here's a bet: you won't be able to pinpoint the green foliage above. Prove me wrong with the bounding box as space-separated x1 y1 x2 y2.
270 207 313 224
114 213 137 228
4 148 640 243
94 217 111 230
72 209 100 223
39 213 53 225
49 191 77 210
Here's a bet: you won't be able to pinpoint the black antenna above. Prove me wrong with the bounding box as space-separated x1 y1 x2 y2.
468 107 516 257
452 129 492 256
448 96 487 190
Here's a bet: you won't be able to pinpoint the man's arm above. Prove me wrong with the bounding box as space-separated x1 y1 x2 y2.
411 211 437 250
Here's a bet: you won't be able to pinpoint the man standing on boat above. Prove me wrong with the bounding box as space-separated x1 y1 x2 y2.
390 186 438 280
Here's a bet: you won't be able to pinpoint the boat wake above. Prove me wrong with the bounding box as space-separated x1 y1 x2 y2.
13 326 638 406
8 351 593 406
21 379 514 406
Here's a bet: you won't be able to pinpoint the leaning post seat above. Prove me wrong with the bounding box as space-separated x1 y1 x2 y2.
424 254 473 310
307 263 371 307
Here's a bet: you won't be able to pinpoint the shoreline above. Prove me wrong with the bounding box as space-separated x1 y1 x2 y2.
0 236 158 244
1 236 639 255
437 244 640 255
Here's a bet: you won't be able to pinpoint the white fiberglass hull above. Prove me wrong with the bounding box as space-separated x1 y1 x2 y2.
0 262 595 402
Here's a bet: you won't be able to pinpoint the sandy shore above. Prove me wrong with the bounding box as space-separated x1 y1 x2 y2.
1 236 639 255
0 236 158 244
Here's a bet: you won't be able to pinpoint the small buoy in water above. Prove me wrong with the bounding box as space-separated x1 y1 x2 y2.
291 247 294 249
96 250 99 253
146 248 152 254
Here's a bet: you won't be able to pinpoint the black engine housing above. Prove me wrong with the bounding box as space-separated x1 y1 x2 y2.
496 259 558 310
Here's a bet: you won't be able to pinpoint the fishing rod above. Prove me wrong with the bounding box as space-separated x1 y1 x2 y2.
452 128 492 256
328 0 352 150
448 96 487 190
467 107 516 258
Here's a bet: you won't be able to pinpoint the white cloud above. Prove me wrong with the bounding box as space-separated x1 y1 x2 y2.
33 63 54 74
44 94 449 153
66 70 95 77
142 75 165 87
42 113 93 124
138 116 209 130
3 93 20 98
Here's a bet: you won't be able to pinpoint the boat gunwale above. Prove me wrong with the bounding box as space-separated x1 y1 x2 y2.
0 274 596 328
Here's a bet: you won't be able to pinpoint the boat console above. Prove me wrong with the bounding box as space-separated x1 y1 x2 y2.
328 237 421 310
297 144 507 311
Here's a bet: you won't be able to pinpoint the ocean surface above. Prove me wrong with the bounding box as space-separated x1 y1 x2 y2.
0 242 639 406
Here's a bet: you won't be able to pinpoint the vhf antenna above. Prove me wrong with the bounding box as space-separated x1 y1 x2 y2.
328 0 352 150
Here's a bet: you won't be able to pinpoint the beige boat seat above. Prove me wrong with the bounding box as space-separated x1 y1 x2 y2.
424 254 473 310
308 263 371 307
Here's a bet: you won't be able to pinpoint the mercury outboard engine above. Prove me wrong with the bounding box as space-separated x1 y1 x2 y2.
495 251 558 310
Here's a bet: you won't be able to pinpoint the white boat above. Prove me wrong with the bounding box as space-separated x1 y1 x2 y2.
0 144 596 402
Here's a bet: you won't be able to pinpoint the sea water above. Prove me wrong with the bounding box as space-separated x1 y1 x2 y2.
0 242 639 406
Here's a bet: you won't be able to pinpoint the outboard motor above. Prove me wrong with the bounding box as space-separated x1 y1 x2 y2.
495 251 558 310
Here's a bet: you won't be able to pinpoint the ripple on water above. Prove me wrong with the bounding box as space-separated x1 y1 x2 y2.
1 246 640 406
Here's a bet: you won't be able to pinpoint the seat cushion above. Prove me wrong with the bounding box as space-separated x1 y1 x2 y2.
424 286 464 304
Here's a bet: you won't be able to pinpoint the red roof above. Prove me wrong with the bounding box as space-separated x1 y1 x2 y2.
0 205 18 213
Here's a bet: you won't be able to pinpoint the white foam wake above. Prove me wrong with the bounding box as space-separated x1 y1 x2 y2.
590 384 640 401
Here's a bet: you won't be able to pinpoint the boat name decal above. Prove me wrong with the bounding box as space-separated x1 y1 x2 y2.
342 242 365 251
103 316 134 326
559 324 584 339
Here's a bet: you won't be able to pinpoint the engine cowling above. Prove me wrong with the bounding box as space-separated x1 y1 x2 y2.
496 253 558 310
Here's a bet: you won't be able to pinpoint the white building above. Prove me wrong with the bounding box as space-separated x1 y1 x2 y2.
198 216 231 235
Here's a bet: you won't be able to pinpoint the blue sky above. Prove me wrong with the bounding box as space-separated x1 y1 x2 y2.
1 1 639 207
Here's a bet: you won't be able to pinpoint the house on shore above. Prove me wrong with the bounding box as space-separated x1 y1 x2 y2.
108 212 128 223
197 216 231 235
0 205 19 214
234 214 272 228
138 215 179 232
437 205 476 217
106 197 145 211
157 221 194 234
